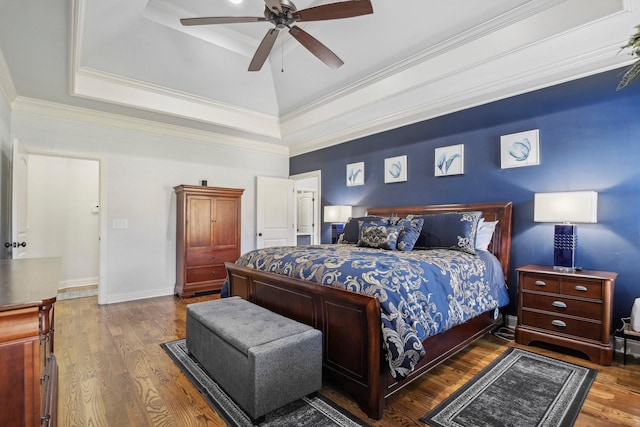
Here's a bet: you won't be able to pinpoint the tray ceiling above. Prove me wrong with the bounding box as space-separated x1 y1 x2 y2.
0 0 638 155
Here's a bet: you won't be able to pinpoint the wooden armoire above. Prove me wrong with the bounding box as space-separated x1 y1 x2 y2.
174 185 244 297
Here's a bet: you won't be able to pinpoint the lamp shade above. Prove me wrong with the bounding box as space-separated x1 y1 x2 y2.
323 205 352 223
534 191 598 223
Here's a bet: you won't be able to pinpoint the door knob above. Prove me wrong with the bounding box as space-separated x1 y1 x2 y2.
7 242 27 248
258 233 263 236
4 242 26 248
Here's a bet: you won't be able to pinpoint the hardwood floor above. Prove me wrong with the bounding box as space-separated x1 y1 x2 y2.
56 294 640 426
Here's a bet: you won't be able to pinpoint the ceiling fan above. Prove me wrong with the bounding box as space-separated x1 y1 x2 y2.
180 0 373 71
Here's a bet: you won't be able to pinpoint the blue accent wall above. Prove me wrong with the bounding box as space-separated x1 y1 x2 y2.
290 67 640 324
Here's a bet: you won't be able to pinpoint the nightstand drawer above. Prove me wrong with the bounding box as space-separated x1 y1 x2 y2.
521 310 602 342
522 293 602 320
186 249 238 267
560 278 603 300
521 274 560 293
186 265 227 283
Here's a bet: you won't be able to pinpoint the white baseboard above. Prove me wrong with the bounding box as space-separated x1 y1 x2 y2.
59 277 98 290
104 287 175 305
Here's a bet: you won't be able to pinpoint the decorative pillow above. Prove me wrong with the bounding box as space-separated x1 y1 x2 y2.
409 211 482 254
338 216 396 244
396 217 424 251
356 223 400 250
475 219 498 251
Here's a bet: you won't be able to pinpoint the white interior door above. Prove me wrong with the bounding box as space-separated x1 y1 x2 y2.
10 138 28 259
256 176 295 249
296 191 315 235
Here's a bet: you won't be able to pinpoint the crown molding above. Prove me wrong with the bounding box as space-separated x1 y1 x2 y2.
70 0 281 139
290 43 632 157
11 97 289 156
282 0 566 126
71 67 282 139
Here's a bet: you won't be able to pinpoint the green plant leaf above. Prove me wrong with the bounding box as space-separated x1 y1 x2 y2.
617 59 640 90
618 25 640 90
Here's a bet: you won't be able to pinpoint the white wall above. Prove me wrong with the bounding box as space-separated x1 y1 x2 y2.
27 155 99 287
11 106 289 303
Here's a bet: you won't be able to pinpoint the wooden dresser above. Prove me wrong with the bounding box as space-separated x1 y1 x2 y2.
175 185 244 297
515 264 617 365
0 257 60 427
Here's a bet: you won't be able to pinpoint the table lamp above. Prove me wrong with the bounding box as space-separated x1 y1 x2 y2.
324 205 352 243
534 191 597 271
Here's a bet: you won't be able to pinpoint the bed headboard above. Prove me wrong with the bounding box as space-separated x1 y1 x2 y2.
367 202 513 284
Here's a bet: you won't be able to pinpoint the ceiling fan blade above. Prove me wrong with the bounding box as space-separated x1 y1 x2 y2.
180 16 266 26
289 26 344 69
295 0 373 22
264 0 283 14
249 28 280 71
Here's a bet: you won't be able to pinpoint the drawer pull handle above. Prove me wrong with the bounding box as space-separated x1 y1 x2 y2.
575 285 588 292
534 280 546 287
552 301 567 309
551 320 567 328
211 271 216 275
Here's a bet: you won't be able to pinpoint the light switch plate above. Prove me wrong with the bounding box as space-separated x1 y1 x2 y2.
113 219 128 229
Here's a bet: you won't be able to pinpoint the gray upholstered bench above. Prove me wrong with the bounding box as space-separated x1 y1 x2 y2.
186 296 322 421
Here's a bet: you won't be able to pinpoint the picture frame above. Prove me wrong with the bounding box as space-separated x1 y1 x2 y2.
500 129 540 169
434 144 464 176
384 155 407 183
346 162 365 186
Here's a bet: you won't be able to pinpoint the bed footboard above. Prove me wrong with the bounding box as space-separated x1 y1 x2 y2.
225 262 386 419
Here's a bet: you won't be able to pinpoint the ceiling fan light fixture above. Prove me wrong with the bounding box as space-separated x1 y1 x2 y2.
180 0 373 71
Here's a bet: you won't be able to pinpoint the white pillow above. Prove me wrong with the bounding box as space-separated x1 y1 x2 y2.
475 219 498 251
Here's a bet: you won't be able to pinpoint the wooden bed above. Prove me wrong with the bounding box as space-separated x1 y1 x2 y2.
225 201 513 419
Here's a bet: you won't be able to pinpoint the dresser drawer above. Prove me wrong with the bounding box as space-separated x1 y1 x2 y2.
522 293 602 321
560 278 603 300
186 249 238 267
186 265 228 283
521 274 560 293
521 310 602 342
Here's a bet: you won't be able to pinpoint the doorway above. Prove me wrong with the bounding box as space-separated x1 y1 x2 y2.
16 152 101 297
291 170 321 246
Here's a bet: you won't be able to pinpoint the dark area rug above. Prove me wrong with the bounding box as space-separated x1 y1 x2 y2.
161 339 371 427
421 347 597 427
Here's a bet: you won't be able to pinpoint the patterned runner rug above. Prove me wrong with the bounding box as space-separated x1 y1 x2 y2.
421 347 597 427
162 339 371 427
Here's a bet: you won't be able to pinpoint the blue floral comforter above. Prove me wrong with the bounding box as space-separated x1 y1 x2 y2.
227 244 509 378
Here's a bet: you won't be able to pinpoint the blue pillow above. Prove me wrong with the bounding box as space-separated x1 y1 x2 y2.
338 216 396 243
356 223 400 250
396 217 424 251
409 211 482 254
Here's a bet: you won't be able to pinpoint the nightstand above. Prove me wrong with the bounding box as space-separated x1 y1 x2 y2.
515 264 617 365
